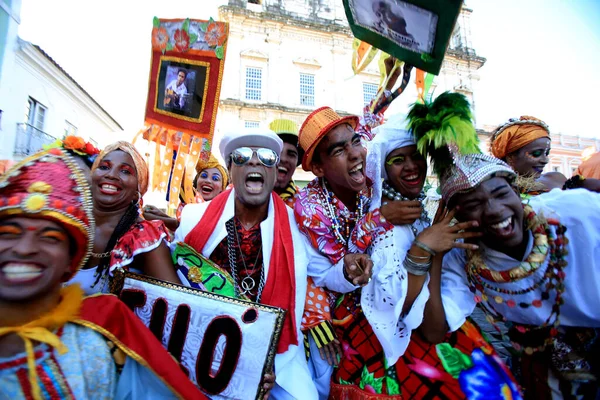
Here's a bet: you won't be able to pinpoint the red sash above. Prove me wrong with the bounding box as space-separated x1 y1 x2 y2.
184 189 298 354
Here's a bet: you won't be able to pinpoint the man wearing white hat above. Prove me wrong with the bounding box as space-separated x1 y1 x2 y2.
174 128 368 399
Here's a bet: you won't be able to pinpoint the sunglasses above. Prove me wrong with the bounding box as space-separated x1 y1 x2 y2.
230 147 279 167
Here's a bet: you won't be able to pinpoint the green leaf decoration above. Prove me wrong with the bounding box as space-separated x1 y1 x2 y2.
215 46 224 60
166 42 174 51
182 18 190 33
385 376 401 395
153 16 160 28
359 366 384 393
199 22 209 32
190 33 198 44
435 343 474 379
339 379 352 386
209 17 215 24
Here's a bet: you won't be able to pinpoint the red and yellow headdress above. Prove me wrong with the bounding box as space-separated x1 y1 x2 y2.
0 148 94 278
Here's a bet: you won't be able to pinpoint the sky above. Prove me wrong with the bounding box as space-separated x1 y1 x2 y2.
17 0 600 139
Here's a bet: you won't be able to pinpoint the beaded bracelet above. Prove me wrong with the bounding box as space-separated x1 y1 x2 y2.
414 239 437 256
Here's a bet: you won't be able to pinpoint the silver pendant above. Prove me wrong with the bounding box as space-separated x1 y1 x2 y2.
240 276 256 293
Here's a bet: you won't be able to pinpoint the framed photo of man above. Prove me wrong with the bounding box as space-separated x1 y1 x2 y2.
155 58 209 122
343 0 462 74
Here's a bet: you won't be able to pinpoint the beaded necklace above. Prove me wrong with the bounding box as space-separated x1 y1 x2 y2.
381 181 430 236
468 207 549 283
465 206 568 355
318 178 366 246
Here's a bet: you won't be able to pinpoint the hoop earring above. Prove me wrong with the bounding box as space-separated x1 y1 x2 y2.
134 191 142 208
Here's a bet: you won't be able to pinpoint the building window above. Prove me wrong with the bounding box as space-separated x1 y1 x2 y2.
244 121 260 129
363 83 378 106
245 67 262 101
25 97 47 131
64 121 78 136
299 73 315 106
248 0 261 3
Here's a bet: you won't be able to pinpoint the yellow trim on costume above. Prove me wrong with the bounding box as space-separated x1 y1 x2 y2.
0 285 83 400
71 318 186 400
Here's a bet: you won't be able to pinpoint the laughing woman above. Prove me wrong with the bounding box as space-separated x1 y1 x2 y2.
68 141 180 294
143 153 228 231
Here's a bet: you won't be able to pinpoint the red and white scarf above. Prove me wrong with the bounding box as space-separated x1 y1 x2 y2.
184 189 298 354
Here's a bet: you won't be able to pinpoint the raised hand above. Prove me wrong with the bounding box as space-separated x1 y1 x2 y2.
415 209 482 254
381 200 423 225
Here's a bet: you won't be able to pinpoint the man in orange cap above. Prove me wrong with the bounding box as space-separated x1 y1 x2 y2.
294 106 397 397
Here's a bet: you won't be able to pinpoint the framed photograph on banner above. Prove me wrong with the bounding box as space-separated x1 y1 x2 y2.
343 0 462 74
114 272 284 400
144 17 228 139
155 58 209 122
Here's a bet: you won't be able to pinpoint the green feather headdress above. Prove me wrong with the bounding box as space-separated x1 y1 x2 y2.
407 92 480 177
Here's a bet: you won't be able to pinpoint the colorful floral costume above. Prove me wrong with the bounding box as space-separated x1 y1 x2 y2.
0 149 204 400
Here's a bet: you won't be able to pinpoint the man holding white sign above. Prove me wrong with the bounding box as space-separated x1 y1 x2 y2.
174 128 373 399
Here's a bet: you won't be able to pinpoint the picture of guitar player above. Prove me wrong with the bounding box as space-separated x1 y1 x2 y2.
165 69 189 110
156 61 206 120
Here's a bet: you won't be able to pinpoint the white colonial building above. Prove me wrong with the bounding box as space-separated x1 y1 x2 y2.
212 0 595 181
213 0 486 183
0 0 122 171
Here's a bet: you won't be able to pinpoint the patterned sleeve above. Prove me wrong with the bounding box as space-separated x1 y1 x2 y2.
348 206 393 255
109 220 171 272
293 187 346 265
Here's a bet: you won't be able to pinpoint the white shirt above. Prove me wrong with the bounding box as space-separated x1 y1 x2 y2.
165 80 188 109
173 189 338 400
442 188 600 332
362 218 430 365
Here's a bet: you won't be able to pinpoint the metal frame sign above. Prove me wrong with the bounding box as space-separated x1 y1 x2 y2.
117 272 285 399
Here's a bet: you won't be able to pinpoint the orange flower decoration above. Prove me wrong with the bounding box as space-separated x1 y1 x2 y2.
205 23 225 47
63 136 86 151
152 27 169 51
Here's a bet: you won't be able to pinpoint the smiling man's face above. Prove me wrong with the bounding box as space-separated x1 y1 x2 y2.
453 177 525 253
311 123 367 197
275 142 298 190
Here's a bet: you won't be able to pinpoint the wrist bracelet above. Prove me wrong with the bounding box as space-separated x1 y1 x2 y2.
414 239 437 256
406 252 431 261
403 256 431 276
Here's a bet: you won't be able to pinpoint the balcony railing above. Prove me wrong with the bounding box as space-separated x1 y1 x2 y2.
14 123 56 157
